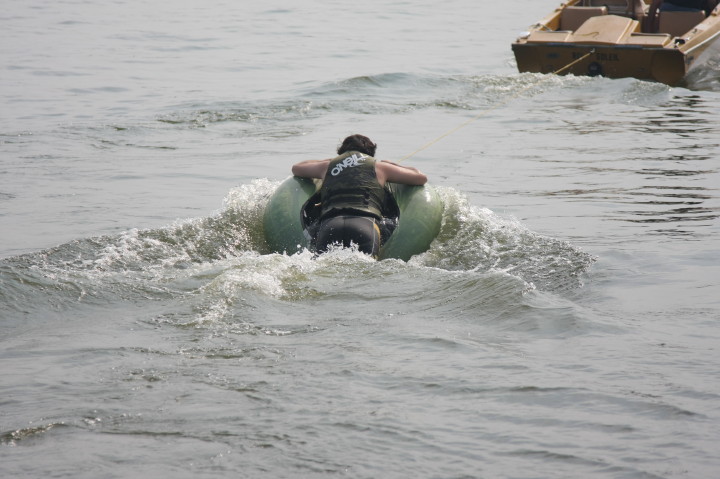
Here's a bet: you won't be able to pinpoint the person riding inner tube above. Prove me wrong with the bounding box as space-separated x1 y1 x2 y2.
291 134 428 258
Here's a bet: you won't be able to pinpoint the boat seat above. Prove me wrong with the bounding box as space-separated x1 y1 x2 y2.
582 0 649 20
657 10 705 37
561 6 608 31
572 15 641 45
581 0 633 17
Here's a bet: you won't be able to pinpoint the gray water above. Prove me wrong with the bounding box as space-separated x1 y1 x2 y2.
2 1 719 478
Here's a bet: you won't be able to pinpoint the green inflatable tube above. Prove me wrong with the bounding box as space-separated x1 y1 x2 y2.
263 176 443 261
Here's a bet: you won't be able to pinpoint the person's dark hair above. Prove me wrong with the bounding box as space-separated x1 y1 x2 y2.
337 134 377 157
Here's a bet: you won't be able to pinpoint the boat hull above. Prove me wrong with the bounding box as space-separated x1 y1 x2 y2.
263 176 444 261
512 42 688 85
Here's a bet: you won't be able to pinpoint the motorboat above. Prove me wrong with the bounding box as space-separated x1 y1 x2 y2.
512 0 720 85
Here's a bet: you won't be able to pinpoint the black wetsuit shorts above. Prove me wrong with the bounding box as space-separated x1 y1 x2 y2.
314 215 381 258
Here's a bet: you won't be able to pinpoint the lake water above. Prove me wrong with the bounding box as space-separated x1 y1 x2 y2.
2 1 719 478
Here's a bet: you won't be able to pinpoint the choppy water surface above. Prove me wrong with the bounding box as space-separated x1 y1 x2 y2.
2 1 719 478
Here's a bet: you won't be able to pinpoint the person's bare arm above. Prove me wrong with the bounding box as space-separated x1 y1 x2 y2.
291 159 330 179
380 160 424 173
376 161 427 186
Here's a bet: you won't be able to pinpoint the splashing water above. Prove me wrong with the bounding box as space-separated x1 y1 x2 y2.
416 187 595 292
0 179 594 335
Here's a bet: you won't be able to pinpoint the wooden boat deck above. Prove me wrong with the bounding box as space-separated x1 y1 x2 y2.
526 15 673 47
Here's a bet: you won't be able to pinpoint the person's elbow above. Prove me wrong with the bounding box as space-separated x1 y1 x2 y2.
413 173 428 185
292 164 310 177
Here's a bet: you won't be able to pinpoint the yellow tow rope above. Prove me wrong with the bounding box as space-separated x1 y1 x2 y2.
397 49 596 162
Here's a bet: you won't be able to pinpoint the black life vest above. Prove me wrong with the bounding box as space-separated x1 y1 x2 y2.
319 151 385 220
